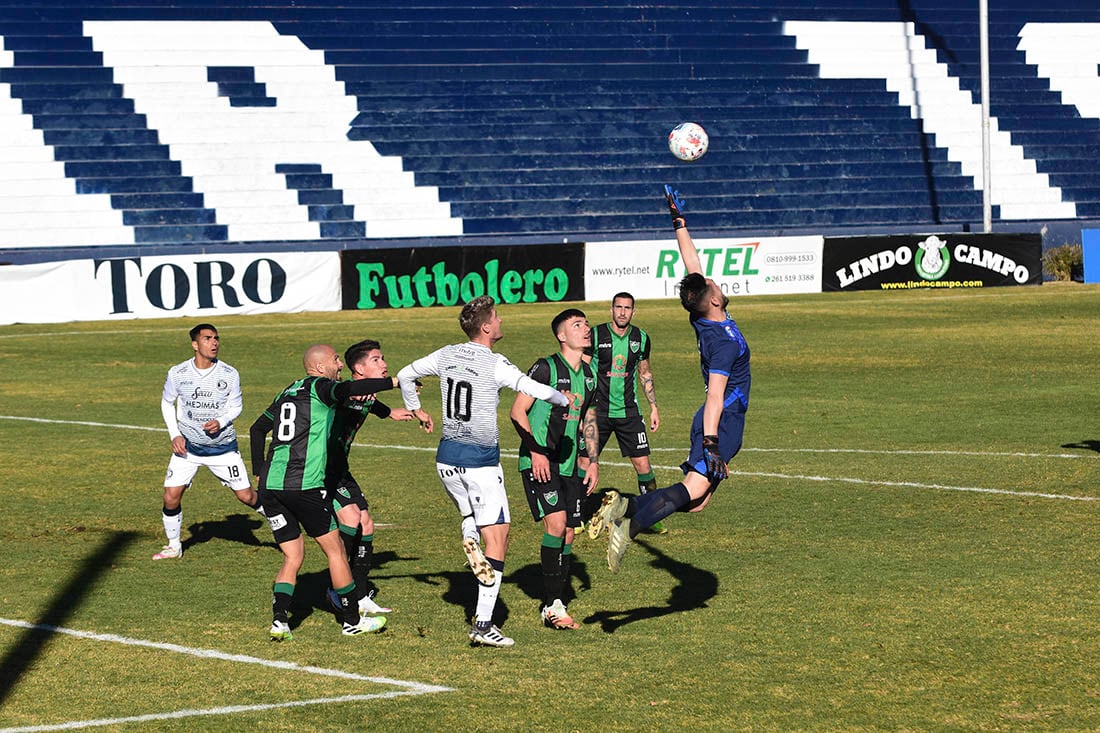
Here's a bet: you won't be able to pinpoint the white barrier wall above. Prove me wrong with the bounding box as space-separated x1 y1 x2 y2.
584 236 823 301
0 251 340 324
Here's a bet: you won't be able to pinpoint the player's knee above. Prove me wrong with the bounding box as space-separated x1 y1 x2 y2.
162 487 185 509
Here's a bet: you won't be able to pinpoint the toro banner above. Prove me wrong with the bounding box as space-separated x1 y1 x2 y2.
342 243 584 310
0 251 340 325
823 233 1042 291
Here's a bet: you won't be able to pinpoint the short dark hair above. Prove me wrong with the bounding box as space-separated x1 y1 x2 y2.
459 295 496 338
189 323 217 341
344 339 381 369
678 273 710 314
551 308 587 336
611 292 635 306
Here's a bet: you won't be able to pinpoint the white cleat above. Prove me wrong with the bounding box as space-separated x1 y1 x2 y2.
469 623 514 647
588 490 628 540
342 615 388 635
607 518 633 574
152 544 182 560
269 620 293 641
359 590 393 615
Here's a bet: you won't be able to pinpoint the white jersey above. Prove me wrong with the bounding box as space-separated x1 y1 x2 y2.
397 342 568 468
161 358 243 456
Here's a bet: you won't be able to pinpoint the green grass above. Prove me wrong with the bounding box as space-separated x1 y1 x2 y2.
2 284 1100 731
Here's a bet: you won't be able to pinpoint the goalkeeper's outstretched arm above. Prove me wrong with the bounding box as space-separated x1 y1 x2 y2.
664 185 702 276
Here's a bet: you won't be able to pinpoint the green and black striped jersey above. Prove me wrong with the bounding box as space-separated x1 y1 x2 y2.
589 322 651 419
517 354 596 477
250 376 394 491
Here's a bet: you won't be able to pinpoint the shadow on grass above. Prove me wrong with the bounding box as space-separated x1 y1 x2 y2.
0 530 137 706
508 555 593 609
181 512 274 553
279 551 416 631
280 551 510 633
378 568 513 629
581 539 719 634
1061 440 1100 454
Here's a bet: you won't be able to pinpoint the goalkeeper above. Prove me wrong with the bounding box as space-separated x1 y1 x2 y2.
592 186 752 572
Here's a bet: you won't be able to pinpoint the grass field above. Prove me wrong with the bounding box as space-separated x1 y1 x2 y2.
1 284 1099 732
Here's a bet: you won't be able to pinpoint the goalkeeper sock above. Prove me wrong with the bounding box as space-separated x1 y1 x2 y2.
630 483 690 538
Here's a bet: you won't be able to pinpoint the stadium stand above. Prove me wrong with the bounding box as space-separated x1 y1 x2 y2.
1 0 1099 259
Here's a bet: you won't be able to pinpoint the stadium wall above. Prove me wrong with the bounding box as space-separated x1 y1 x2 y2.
0 2 1092 322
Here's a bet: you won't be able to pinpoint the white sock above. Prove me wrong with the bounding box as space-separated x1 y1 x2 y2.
461 515 479 542
474 567 502 623
162 510 182 549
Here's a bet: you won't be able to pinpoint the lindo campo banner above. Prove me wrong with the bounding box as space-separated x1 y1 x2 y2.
341 243 585 310
822 233 1042 291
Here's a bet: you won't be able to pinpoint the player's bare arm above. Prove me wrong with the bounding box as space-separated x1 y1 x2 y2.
665 185 703 275
638 357 659 432
581 407 600 493
510 393 552 482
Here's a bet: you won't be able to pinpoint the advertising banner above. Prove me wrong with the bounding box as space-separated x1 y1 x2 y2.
341 242 585 310
0 251 340 325
584 236 823 302
822 233 1042 291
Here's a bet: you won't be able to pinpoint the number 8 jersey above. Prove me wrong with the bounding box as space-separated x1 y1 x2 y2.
397 342 567 469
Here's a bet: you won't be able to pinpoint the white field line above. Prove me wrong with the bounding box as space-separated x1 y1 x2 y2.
2 414 1096 503
0 617 452 733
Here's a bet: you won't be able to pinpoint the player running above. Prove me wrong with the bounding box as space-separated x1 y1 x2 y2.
592 186 751 572
396 296 571 648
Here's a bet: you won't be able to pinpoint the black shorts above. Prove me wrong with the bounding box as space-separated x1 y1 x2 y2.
596 412 651 458
521 465 584 528
259 488 337 544
329 473 369 513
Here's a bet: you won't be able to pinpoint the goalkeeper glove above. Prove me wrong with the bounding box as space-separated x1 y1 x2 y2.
664 184 686 230
702 435 727 480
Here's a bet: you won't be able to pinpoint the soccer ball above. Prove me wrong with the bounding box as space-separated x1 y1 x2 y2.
668 122 709 161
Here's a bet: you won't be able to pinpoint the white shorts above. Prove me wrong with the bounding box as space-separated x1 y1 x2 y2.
165 450 251 491
436 462 510 527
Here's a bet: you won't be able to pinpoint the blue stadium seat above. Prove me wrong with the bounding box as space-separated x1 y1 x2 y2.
0 0 1098 249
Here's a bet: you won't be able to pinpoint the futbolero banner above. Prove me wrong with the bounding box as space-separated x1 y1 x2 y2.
822 233 1042 291
584 235 823 301
0 251 340 324
341 242 585 310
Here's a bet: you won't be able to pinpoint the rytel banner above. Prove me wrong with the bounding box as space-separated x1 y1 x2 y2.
341 243 584 310
584 236 823 301
822 233 1042 291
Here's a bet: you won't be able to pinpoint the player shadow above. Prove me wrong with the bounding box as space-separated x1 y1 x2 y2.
181 513 274 553
1061 440 1100 454
508 554 595 609
582 540 719 634
0 530 137 706
281 550 429 631
369 567 512 630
